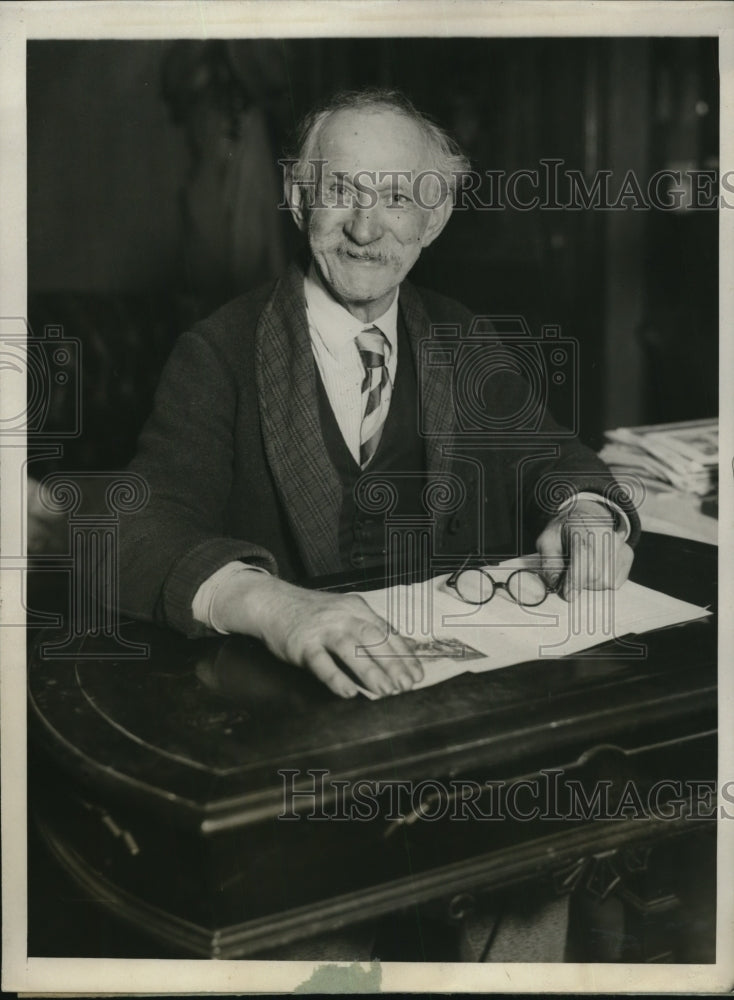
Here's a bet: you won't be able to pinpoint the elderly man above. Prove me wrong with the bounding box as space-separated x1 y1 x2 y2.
117 87 639 961
119 88 637 702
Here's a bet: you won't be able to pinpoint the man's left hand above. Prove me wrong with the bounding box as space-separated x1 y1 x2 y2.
536 499 634 601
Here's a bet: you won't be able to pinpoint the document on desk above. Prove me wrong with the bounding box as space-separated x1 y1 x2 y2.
356 558 712 698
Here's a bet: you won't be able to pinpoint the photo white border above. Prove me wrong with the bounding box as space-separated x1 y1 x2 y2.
2 1 732 993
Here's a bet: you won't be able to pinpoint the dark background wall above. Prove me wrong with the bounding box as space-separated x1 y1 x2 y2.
26 37 718 472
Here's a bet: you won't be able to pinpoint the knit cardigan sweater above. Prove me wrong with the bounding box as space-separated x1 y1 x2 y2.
117 260 640 637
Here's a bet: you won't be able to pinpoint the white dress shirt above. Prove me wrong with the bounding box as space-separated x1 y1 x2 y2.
304 261 399 464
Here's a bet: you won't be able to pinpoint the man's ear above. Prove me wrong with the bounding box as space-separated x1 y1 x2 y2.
421 196 454 249
286 173 309 233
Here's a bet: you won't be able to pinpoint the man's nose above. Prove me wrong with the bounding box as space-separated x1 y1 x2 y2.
344 205 384 245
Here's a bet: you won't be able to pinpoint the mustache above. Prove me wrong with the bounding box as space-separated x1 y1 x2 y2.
327 244 402 267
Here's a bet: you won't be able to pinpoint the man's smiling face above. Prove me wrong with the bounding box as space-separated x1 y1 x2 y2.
293 107 451 322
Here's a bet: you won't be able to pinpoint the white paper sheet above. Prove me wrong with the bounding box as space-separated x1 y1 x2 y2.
354 557 712 698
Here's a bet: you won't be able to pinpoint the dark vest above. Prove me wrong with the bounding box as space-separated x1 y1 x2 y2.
315 316 427 570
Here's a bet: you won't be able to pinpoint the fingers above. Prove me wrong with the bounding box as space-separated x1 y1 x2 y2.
304 648 361 698
561 527 585 601
342 596 424 688
385 630 424 683
243 581 426 698
279 591 424 698
361 614 423 674
332 631 397 696
331 618 423 696
561 523 632 600
535 520 566 589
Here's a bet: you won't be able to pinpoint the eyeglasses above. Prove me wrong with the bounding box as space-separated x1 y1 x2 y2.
446 560 558 608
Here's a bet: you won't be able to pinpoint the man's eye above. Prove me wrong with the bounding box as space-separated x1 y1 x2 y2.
388 192 412 207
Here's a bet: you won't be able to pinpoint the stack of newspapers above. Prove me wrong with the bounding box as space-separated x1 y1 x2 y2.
599 417 718 496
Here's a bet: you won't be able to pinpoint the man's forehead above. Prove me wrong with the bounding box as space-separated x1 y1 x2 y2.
316 108 430 173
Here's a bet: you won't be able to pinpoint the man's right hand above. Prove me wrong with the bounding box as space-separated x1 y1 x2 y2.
211 573 424 698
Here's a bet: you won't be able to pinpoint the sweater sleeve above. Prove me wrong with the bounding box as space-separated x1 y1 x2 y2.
116 326 278 638
486 363 642 547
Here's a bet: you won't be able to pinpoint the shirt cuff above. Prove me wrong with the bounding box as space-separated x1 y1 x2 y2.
555 492 632 542
192 561 271 634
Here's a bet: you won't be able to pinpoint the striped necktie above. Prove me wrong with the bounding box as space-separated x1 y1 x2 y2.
356 326 392 469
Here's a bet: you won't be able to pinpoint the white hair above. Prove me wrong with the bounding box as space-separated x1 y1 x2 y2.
287 87 470 206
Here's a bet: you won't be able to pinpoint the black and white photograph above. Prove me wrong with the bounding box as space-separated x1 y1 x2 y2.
2 1 733 994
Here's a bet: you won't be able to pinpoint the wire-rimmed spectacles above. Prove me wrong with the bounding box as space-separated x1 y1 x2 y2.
446 560 559 608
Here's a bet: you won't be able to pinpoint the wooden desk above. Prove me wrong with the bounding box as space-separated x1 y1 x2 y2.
27 532 717 960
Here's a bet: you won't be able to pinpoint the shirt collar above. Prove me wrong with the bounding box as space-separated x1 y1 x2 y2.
304 260 399 360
